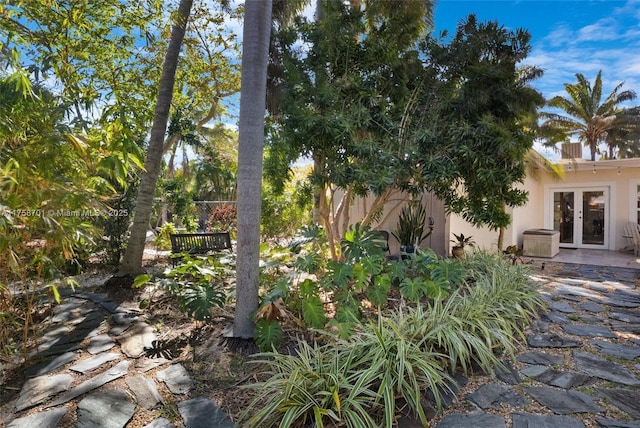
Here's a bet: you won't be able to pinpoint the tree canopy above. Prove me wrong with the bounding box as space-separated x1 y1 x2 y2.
539 70 637 161
266 9 544 258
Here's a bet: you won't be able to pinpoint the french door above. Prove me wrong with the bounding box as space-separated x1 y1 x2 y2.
552 187 608 249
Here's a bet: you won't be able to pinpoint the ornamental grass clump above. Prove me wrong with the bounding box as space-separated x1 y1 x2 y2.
242 340 381 428
241 251 545 427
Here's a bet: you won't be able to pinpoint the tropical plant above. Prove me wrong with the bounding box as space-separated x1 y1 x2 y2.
450 233 476 250
243 340 381 428
135 255 229 323
392 200 431 250
539 70 637 161
602 106 640 159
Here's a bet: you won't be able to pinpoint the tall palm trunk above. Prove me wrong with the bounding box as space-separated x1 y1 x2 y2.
119 0 193 275
233 0 273 339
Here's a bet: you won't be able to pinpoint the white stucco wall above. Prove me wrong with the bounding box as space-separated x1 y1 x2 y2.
449 158 640 254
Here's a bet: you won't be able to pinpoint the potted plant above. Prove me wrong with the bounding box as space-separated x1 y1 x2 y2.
450 233 475 258
392 201 431 254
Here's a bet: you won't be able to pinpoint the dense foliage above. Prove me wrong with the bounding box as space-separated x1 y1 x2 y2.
243 246 544 427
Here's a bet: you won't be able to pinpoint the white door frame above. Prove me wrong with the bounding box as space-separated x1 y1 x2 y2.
544 183 615 250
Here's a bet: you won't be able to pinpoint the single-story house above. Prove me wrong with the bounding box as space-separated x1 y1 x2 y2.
348 146 640 258
450 154 640 256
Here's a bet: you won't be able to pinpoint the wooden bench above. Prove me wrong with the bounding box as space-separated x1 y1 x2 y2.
169 232 232 264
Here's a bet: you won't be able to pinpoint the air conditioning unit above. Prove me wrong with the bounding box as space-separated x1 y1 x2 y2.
561 142 582 160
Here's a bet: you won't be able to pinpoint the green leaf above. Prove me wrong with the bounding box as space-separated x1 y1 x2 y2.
133 273 152 288
366 274 391 307
399 277 424 302
178 284 226 321
302 295 327 328
254 320 283 351
299 278 319 299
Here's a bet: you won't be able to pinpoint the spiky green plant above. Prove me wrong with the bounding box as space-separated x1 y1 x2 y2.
242 340 381 428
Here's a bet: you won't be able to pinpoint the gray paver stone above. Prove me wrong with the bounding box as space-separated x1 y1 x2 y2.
435 413 506 428
522 386 603 414
86 334 116 354
75 389 135 428
561 324 616 338
118 321 157 358
517 351 564 366
6 407 67 428
527 333 581 348
24 351 78 378
15 373 73 411
549 302 577 313
596 417 640 427
467 383 525 410
596 388 640 419
157 364 193 394
69 352 120 374
579 302 603 313
573 351 640 386
126 375 163 409
135 357 171 372
609 311 640 324
591 339 640 360
46 360 130 407
512 412 585 428
178 396 235 428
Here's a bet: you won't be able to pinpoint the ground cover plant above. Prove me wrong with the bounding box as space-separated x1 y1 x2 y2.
238 226 546 427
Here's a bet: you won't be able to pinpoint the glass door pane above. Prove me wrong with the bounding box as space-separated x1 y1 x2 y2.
553 191 574 244
582 191 605 245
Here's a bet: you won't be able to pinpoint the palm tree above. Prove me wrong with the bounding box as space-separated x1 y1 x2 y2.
603 106 640 159
120 0 193 275
233 0 273 339
539 70 636 161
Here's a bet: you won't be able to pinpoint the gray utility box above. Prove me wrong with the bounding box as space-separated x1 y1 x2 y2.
523 229 560 258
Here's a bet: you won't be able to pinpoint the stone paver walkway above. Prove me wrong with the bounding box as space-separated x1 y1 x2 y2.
2 263 639 427
435 264 640 428
2 285 234 428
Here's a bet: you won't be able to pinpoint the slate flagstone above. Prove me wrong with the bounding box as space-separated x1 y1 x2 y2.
595 388 640 419
573 351 640 386
46 360 130 407
14 373 73 411
157 364 193 394
6 407 67 428
522 386 603 414
75 389 135 428
69 352 120 374
511 412 586 428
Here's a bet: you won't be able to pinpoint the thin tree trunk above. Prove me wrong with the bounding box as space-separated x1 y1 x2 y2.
233 0 272 339
119 0 193 275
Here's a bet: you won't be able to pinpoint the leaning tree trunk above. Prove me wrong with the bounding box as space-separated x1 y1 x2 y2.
119 0 193 275
233 0 273 339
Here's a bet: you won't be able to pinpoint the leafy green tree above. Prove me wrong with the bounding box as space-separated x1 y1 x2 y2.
602 106 640 159
416 16 545 232
540 70 636 161
0 74 142 273
265 0 433 259
234 0 273 339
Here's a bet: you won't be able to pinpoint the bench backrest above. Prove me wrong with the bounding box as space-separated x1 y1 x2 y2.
170 232 232 254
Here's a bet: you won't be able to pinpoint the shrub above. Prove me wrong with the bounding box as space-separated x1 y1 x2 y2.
243 250 546 427
206 203 236 234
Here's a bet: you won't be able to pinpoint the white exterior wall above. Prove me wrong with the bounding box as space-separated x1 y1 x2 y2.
450 158 640 254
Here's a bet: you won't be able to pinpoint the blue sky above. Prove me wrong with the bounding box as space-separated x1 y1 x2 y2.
434 0 640 103
433 0 640 158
